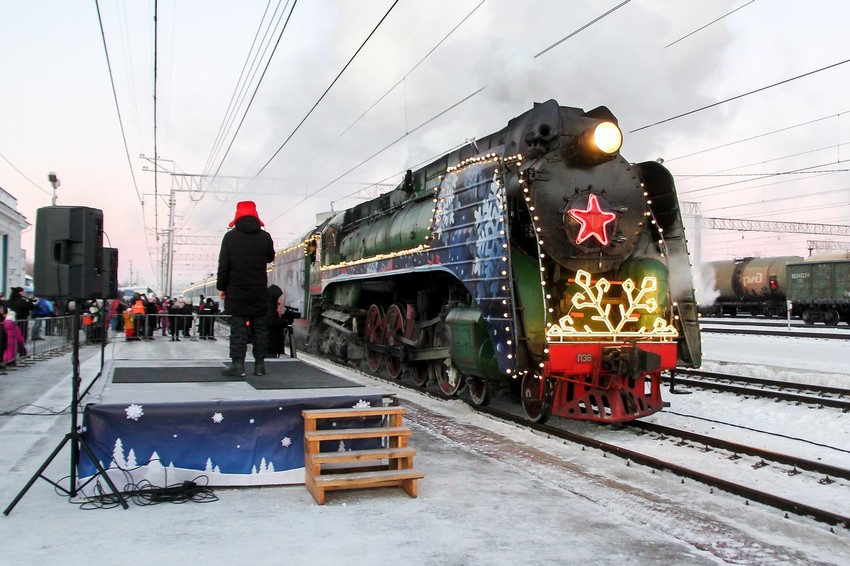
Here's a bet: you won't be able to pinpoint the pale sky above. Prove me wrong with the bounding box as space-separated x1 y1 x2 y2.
2 0 848 292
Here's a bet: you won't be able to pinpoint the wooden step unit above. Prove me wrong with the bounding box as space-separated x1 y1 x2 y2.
302 406 424 505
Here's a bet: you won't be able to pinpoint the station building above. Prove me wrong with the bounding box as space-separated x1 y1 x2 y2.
0 187 30 296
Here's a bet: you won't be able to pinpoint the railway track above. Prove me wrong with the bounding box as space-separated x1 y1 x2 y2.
665 368 850 411
305 353 850 529
478 404 850 530
699 325 850 340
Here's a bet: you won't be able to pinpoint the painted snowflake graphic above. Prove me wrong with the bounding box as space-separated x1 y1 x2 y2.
353 399 371 408
281 437 292 448
212 412 224 423
125 404 144 421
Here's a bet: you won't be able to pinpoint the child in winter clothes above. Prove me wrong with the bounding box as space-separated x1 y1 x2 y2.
3 311 25 365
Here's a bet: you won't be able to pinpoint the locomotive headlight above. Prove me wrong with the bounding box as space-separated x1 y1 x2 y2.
593 121 622 154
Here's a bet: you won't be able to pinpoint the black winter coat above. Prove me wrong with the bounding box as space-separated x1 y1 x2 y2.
7 290 34 321
265 285 286 356
216 216 275 317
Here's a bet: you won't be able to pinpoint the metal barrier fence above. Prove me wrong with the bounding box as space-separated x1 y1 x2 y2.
3 315 76 370
115 313 232 342
4 312 296 371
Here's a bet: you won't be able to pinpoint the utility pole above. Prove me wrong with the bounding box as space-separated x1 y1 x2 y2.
47 172 60 205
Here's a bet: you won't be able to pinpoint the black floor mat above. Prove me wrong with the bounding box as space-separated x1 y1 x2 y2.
245 361 362 389
111 360 362 389
112 366 239 383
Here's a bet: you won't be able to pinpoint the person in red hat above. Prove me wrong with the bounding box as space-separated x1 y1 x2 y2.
217 201 276 377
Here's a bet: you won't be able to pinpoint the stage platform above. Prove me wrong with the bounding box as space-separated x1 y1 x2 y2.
78 336 387 495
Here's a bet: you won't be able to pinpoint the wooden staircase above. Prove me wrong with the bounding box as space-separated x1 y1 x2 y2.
302 406 424 505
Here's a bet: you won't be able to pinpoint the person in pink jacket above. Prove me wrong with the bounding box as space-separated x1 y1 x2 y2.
3 311 25 365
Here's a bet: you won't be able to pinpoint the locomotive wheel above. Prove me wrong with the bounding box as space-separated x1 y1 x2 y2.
364 304 385 372
432 325 462 396
521 373 552 424
467 378 492 406
384 304 405 379
409 326 431 387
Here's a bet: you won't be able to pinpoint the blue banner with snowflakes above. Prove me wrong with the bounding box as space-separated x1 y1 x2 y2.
77 394 383 494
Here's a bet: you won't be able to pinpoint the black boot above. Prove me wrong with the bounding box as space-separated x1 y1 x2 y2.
222 358 245 378
253 359 266 376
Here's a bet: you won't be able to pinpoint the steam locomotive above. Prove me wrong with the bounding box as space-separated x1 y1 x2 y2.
188 100 703 423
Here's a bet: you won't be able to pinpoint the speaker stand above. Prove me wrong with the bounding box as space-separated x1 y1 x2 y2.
4 306 128 515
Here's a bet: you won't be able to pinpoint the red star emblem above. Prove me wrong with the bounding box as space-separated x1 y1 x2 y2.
568 194 617 246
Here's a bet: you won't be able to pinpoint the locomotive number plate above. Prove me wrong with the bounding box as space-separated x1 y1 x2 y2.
576 353 594 363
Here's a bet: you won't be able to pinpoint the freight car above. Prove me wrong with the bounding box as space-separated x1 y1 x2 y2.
190 100 703 423
786 258 850 325
700 255 850 325
700 256 803 318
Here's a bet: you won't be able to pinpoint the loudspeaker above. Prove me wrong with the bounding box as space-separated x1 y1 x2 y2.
102 247 119 300
34 206 105 299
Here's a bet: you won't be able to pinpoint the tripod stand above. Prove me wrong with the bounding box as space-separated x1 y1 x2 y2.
4 305 128 515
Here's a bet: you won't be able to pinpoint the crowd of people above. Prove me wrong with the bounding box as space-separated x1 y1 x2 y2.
117 292 221 341
0 281 299 369
0 287 55 366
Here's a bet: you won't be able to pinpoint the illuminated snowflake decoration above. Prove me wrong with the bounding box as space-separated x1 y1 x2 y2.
432 172 458 239
353 399 371 408
281 437 292 448
472 173 505 298
212 412 224 424
546 269 678 341
125 404 144 421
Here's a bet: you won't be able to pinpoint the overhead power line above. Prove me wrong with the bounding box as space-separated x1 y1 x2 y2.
205 0 297 182
93 0 143 205
201 0 283 178
631 58 850 133
264 86 485 226
0 152 52 197
254 0 401 178
338 0 486 138
664 0 755 49
663 111 848 163
534 0 631 59
678 159 849 195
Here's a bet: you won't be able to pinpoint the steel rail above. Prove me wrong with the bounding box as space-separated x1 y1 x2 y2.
628 420 850 481
699 326 850 340
672 368 850 397
666 372 850 411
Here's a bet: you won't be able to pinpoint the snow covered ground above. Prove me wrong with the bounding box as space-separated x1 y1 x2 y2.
1 331 849 565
